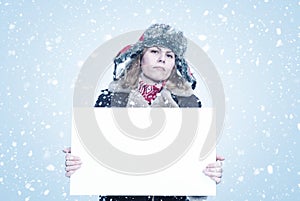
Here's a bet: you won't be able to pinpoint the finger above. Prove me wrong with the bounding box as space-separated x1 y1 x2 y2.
65 170 75 178
216 155 225 161
203 170 222 178
205 167 222 173
65 154 81 161
205 163 215 168
212 177 222 184
205 171 222 178
65 160 82 166
206 162 222 168
62 147 71 153
65 164 82 172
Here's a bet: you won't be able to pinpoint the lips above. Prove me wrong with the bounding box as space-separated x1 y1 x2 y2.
153 66 165 71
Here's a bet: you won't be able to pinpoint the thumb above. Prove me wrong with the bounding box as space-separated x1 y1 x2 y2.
62 147 71 153
216 155 225 161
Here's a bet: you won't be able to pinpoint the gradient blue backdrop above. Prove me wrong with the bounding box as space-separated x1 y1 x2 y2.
1 0 299 200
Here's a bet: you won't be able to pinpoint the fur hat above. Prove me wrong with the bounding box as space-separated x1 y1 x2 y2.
113 24 197 89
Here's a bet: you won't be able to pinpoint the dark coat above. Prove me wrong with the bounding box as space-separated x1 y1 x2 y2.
95 89 202 108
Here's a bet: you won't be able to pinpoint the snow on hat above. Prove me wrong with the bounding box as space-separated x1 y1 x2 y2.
113 23 197 89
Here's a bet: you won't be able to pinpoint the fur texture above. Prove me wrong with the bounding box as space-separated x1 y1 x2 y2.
108 79 194 107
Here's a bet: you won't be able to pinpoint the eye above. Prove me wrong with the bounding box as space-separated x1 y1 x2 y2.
150 49 159 54
166 54 174 59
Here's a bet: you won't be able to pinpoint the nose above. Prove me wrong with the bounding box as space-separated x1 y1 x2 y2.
158 53 166 63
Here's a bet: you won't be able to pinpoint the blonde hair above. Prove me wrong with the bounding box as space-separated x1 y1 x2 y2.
119 54 143 89
118 49 190 91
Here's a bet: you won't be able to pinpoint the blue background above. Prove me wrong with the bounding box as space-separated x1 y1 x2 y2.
1 0 299 200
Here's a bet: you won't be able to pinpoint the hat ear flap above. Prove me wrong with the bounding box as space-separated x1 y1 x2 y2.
175 57 197 89
113 48 143 80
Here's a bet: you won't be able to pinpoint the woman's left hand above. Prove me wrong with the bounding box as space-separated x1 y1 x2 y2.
203 155 225 184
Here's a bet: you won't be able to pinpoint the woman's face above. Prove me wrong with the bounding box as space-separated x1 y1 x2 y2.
140 46 175 83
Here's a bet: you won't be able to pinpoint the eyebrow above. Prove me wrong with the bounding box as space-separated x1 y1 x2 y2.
151 46 174 54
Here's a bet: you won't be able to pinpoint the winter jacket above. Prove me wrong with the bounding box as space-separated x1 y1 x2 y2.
95 80 205 201
98 196 201 201
95 80 202 108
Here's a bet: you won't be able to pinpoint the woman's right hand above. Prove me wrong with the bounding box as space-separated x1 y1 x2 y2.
63 147 82 178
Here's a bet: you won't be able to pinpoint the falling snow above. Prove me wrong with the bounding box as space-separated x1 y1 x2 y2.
43 189 50 196
46 164 55 171
267 165 273 174
1 0 299 201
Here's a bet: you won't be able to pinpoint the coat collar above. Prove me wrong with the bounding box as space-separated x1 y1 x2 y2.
108 79 194 97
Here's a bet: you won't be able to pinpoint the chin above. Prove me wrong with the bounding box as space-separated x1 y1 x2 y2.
151 75 168 81
145 72 169 83
153 77 167 82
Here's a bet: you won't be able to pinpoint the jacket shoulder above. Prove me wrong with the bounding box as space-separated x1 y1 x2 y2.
94 89 112 107
172 94 202 108
94 89 130 107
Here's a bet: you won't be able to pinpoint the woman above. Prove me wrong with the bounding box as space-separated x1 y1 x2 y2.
64 24 224 201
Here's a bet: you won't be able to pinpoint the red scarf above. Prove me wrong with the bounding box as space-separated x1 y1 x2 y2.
138 80 166 104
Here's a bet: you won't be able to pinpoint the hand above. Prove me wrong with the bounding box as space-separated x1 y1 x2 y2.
63 147 82 178
203 155 225 184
